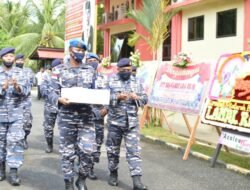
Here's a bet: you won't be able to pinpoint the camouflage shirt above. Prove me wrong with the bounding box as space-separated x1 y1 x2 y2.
92 72 108 120
48 61 96 118
40 70 58 113
107 74 148 128
22 67 34 108
0 66 29 122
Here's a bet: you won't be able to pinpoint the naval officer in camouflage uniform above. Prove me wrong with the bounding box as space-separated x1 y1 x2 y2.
106 58 148 190
15 54 34 149
48 39 96 190
0 48 29 186
40 59 62 153
86 53 108 180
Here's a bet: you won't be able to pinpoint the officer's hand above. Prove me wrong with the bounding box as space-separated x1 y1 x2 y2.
117 92 129 100
100 108 108 117
58 97 70 106
12 79 21 92
129 93 140 100
2 80 9 90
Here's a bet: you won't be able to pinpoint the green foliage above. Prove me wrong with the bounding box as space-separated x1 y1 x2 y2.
129 49 141 67
0 0 30 39
97 4 104 54
0 29 10 49
127 0 177 57
0 0 65 57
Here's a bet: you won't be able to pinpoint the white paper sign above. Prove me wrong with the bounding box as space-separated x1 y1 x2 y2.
219 130 250 153
61 87 110 105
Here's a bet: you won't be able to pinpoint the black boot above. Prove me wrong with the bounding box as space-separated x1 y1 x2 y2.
8 168 21 186
23 137 29 150
87 167 97 180
108 170 118 186
0 162 6 181
75 173 88 190
93 157 99 163
45 137 53 153
132 175 147 190
64 178 74 190
23 131 30 150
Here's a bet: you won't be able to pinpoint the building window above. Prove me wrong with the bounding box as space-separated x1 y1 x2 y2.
162 23 171 61
217 9 237 38
110 32 134 62
188 16 204 41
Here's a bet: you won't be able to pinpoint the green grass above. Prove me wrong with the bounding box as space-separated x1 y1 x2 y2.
141 126 250 170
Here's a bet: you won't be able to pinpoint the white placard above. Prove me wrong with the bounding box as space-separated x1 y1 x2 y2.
219 130 250 153
61 87 110 105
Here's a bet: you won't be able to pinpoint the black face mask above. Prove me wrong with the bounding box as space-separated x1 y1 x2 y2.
118 71 131 81
71 52 84 63
16 63 24 68
3 61 13 68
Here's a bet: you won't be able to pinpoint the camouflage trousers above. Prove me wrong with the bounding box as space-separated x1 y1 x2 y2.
89 120 104 168
23 105 33 136
106 124 142 176
58 112 96 180
0 120 25 168
43 108 58 138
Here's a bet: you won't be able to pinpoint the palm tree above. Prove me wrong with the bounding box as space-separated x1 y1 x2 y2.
0 29 11 49
0 0 30 44
127 0 176 60
10 0 65 56
127 0 177 127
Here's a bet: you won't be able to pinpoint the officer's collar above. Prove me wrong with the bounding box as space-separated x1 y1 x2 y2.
0 65 16 72
65 60 92 70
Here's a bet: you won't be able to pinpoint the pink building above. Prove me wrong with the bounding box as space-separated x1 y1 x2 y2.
96 0 250 62
171 0 250 60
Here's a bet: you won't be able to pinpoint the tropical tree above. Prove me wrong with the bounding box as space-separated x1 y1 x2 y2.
10 0 65 57
0 29 11 49
127 0 177 127
0 0 30 40
127 0 176 60
97 4 104 55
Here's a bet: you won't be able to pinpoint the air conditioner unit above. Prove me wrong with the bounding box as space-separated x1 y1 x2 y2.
172 0 184 4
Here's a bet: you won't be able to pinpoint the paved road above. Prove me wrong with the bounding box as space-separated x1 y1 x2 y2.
1 91 250 190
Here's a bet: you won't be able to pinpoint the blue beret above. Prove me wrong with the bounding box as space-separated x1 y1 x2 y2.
117 58 131 68
51 59 62 68
86 52 100 61
0 47 15 57
69 39 87 50
16 54 24 60
132 66 137 72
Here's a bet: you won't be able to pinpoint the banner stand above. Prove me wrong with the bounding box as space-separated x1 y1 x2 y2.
138 62 211 160
210 143 222 168
182 114 192 135
140 106 149 128
140 107 202 160
140 106 174 133
183 116 201 160
160 110 173 132
215 126 229 153
210 128 250 168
